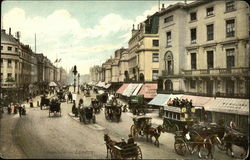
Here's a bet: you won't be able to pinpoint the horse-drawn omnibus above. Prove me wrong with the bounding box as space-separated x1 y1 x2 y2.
161 98 205 133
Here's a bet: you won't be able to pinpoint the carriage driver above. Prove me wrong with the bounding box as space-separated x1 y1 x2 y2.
127 134 134 144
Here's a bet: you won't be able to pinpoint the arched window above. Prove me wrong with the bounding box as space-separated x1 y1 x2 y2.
164 51 173 75
165 80 173 92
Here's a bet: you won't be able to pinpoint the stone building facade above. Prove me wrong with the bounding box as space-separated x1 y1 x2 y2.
158 0 249 98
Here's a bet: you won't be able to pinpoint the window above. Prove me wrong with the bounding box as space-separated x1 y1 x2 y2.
207 24 214 41
226 1 235 12
152 40 159 47
206 7 214 16
164 15 173 23
226 19 235 37
152 70 159 81
191 53 197 69
191 28 197 44
166 32 171 46
7 73 12 78
226 48 235 68
1 59 3 67
15 61 18 69
152 53 159 62
7 59 12 68
7 46 12 51
207 51 214 69
1 46 3 50
190 12 197 21
15 74 17 81
15 48 18 52
190 80 196 89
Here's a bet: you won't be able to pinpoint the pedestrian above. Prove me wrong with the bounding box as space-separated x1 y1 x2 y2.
18 104 23 117
127 134 134 144
10 103 14 113
22 105 26 115
29 98 33 108
230 119 236 129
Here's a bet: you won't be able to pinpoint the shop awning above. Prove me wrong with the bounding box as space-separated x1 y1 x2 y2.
148 94 170 106
116 83 129 94
132 83 143 95
180 95 213 107
96 81 105 88
204 98 249 115
138 83 157 99
122 83 139 97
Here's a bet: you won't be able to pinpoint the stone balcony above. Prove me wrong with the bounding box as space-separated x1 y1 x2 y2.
182 67 249 77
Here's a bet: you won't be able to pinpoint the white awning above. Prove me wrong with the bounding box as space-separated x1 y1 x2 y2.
122 83 139 97
132 83 143 95
204 98 249 115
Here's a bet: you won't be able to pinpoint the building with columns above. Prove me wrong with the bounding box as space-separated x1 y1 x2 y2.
157 0 249 98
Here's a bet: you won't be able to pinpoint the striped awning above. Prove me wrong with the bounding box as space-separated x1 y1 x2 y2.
132 83 143 95
122 83 139 97
116 83 129 94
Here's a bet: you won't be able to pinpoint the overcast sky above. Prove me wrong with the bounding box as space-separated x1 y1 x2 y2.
2 0 178 75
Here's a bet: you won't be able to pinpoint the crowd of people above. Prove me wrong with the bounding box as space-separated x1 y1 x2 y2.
167 97 193 107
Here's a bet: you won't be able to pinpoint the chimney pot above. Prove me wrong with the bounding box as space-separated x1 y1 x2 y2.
9 28 11 35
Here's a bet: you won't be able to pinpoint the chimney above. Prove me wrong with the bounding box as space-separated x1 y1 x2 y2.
9 28 11 35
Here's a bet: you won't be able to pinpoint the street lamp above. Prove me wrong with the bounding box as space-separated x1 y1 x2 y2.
77 73 80 94
72 65 77 93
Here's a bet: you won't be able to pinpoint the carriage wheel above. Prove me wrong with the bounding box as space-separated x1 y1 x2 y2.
49 111 51 117
83 116 87 124
174 138 188 156
136 146 142 159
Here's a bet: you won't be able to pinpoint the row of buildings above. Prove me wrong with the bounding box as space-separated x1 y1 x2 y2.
90 0 249 99
0 28 67 104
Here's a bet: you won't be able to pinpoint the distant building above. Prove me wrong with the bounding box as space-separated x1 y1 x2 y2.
127 12 160 82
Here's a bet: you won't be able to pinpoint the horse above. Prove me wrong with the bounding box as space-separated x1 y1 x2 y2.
222 127 248 158
104 134 117 158
143 125 164 147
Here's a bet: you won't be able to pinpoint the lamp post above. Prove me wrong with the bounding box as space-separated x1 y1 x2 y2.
77 73 80 94
72 65 77 93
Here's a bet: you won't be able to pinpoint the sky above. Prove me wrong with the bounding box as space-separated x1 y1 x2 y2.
2 0 179 75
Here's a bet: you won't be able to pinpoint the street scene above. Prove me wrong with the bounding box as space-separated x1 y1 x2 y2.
0 0 249 160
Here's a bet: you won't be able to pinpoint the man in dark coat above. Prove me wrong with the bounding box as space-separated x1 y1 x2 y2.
18 104 23 117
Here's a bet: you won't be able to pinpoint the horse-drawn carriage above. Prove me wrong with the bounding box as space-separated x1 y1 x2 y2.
57 89 66 102
79 106 96 124
105 103 122 122
49 98 61 117
96 92 108 105
129 95 146 115
91 98 102 114
40 95 50 110
130 116 163 146
174 122 223 159
84 89 91 97
216 126 248 158
104 134 142 159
